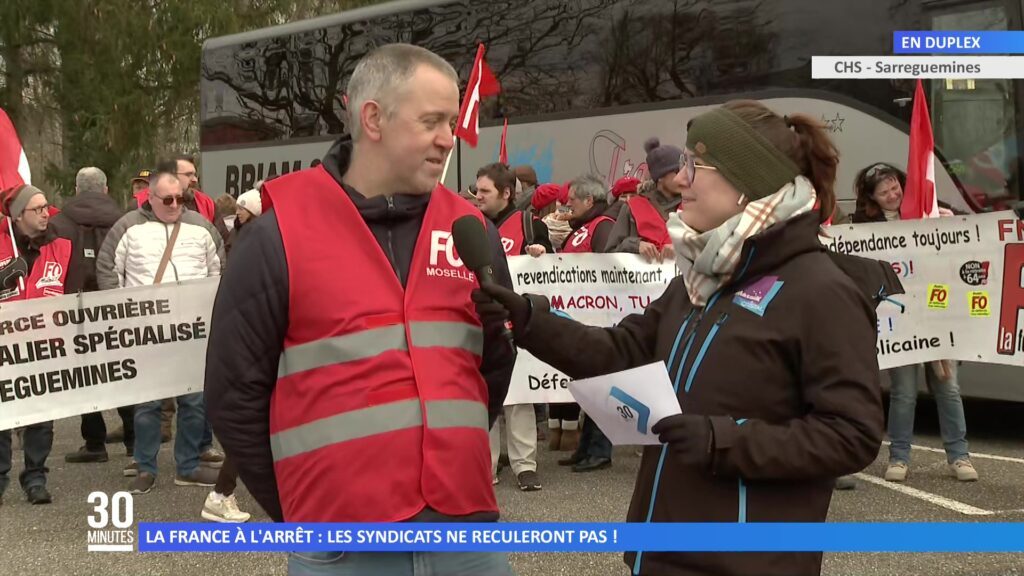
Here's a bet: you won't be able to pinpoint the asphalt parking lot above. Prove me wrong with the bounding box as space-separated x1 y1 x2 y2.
1 398 1022 576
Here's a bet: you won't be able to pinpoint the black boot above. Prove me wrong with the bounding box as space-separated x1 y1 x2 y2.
26 485 52 504
65 445 109 463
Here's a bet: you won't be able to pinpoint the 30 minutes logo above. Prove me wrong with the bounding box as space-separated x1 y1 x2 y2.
87 491 135 552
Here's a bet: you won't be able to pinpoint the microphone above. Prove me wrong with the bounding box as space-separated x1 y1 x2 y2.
451 215 515 347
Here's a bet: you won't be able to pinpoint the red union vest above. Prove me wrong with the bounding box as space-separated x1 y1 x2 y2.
497 210 527 256
629 196 671 248
265 166 496 522
561 215 613 254
0 221 71 301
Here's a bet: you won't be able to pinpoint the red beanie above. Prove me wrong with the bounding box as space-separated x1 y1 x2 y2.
611 177 640 199
531 183 562 211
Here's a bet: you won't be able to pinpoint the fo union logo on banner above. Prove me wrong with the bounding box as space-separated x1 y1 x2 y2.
87 491 135 552
969 291 991 317
927 283 950 309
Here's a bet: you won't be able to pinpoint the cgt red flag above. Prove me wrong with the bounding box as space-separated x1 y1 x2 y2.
499 118 508 164
455 43 500 148
901 79 939 220
0 107 32 190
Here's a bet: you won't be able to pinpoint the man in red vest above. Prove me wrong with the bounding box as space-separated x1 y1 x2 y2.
0 184 74 506
474 162 551 492
605 137 684 262
204 43 515 574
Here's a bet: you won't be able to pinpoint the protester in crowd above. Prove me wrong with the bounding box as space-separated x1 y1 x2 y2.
136 157 228 464
97 169 226 494
543 175 617 455
0 184 75 506
475 162 552 492
48 167 133 465
224 186 262 254
215 193 237 231
530 182 571 248
561 174 615 254
130 169 152 196
512 164 539 210
204 43 516 574
605 176 640 219
473 100 900 576
852 162 977 484
605 138 684 263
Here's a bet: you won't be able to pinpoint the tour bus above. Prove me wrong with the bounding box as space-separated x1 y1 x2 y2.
199 0 1024 401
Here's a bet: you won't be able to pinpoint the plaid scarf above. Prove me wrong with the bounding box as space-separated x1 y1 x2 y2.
668 176 817 306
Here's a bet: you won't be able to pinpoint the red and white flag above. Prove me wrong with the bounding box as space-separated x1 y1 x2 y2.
498 117 508 164
455 44 500 148
0 107 32 190
901 80 939 220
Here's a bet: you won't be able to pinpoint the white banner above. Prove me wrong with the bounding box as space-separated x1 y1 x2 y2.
0 278 217 430
504 253 676 405
823 210 1024 370
6 212 1023 424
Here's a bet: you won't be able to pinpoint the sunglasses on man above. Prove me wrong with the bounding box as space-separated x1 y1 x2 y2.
156 194 185 207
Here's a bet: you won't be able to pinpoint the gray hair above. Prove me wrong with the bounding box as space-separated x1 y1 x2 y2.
76 167 107 195
345 43 458 141
569 174 608 203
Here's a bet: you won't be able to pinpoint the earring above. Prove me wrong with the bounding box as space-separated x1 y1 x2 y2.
736 194 746 206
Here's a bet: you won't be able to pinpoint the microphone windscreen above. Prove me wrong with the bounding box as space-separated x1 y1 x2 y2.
451 215 492 272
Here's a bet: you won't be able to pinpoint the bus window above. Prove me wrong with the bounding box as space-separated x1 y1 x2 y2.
930 3 1021 211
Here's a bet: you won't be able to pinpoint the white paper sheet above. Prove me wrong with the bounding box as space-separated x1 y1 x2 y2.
568 362 682 445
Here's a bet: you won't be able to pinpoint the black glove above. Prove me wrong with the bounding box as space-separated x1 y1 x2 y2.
0 256 28 290
470 283 532 339
651 414 714 469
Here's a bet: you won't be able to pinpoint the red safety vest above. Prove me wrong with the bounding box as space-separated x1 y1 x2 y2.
630 196 671 248
0 221 71 301
265 166 496 522
497 210 527 256
561 215 613 253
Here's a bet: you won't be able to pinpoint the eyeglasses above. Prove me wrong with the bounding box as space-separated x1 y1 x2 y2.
678 152 718 184
156 194 185 206
25 204 50 216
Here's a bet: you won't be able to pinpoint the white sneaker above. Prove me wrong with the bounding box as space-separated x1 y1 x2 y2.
884 462 908 482
950 459 979 482
201 493 251 523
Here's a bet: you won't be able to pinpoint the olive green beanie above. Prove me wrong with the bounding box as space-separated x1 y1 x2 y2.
685 107 801 200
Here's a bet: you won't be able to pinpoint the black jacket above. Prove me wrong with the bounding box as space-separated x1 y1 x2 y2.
517 212 900 576
490 203 554 254
204 137 516 523
49 192 124 293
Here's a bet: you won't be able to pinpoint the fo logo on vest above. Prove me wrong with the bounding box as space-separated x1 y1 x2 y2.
36 261 64 289
570 226 590 248
427 231 474 282
501 237 515 255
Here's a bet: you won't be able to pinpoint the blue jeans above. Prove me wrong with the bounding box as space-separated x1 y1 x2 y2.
288 551 513 575
135 392 205 476
887 363 969 464
574 416 613 460
0 421 53 495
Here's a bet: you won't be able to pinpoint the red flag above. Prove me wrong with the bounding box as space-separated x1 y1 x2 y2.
498 118 508 164
901 80 939 220
455 44 500 148
0 108 32 190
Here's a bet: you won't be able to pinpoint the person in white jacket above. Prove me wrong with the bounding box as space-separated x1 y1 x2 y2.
97 169 225 495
